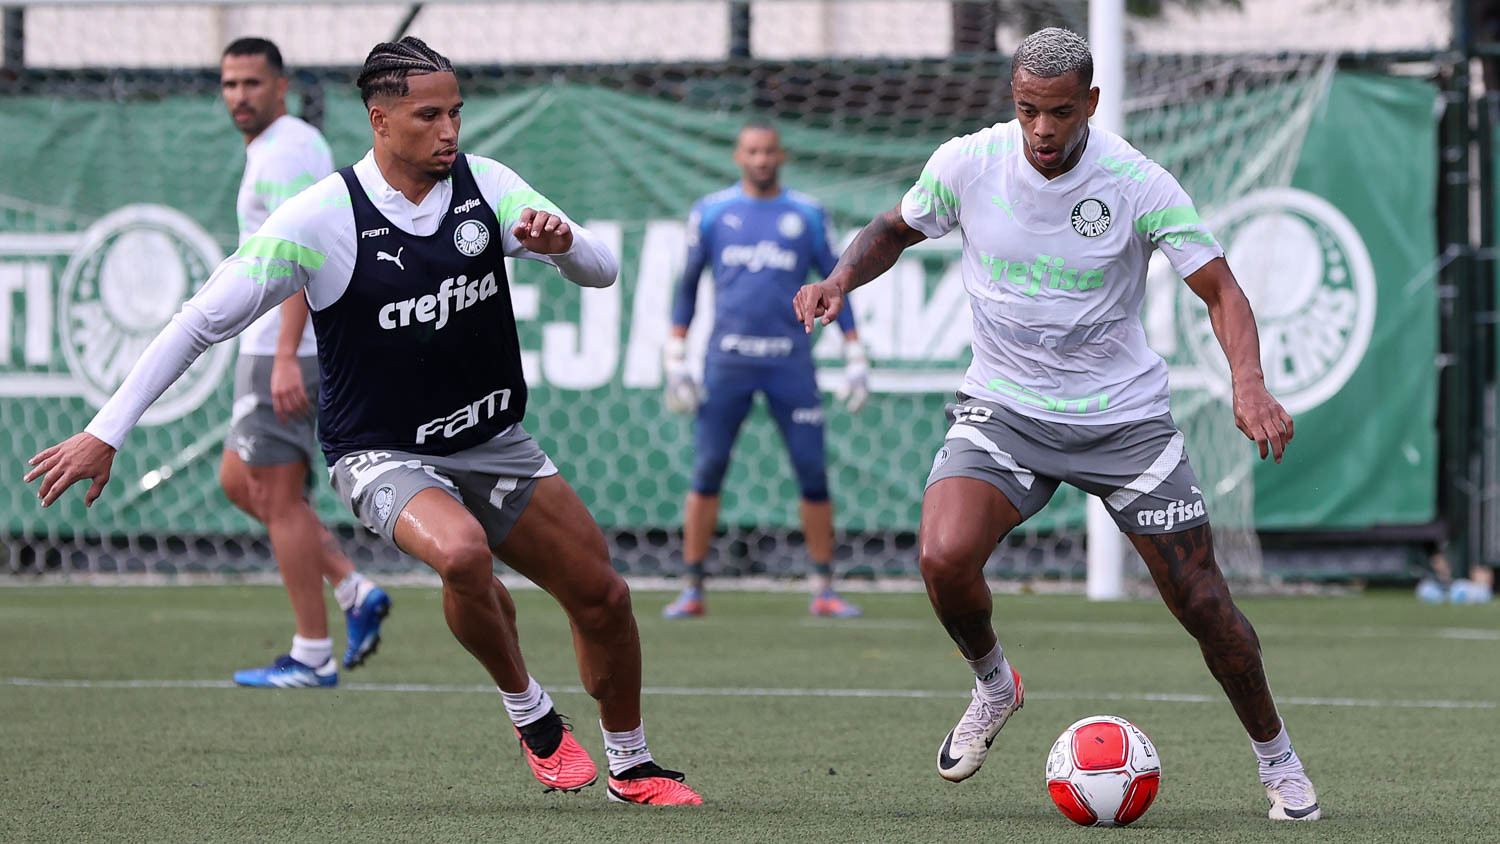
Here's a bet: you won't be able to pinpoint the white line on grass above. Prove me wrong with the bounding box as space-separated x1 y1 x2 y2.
4 677 1493 710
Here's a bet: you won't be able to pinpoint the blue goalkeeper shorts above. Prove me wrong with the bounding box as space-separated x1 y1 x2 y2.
691 359 828 501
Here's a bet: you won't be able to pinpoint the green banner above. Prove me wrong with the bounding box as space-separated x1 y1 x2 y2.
0 72 1437 538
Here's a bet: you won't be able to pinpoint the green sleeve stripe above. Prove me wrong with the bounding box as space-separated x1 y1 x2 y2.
1134 206 1203 234
918 169 959 216
233 236 327 270
495 188 563 229
255 173 318 202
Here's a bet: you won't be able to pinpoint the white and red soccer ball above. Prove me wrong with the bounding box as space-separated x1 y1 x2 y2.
1045 715 1161 827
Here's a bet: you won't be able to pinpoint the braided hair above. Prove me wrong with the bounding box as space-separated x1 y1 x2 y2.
356 37 454 105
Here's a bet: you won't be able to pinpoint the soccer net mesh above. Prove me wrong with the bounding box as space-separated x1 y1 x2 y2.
0 0 1444 582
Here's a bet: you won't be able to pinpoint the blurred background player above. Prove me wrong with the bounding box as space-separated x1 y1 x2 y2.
217 37 389 688
662 120 869 619
794 28 1319 822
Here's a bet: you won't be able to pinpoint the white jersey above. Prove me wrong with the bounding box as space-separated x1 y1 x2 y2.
235 114 334 358
85 151 618 449
901 121 1223 425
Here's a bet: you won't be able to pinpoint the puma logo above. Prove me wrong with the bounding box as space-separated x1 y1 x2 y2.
376 246 405 270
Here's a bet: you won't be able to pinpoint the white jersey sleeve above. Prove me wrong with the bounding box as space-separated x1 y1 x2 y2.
900 136 972 239
468 155 617 288
237 118 335 242
1132 167 1223 279
85 177 353 447
236 116 337 357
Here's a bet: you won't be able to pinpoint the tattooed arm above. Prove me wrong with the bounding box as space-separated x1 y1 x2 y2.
793 204 927 332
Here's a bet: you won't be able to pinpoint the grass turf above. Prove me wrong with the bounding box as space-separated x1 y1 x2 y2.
1 585 1496 842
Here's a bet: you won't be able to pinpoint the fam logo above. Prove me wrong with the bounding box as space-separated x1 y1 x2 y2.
1070 198 1111 237
1175 188 1376 415
0 205 231 425
454 219 490 257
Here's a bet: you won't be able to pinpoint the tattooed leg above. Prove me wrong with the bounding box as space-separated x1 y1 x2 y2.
918 477 1024 658
1129 524 1282 741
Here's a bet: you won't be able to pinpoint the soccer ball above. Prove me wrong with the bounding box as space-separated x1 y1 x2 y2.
1045 715 1161 827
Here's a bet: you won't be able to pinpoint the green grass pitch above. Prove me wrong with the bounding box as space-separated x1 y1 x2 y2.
2 585 1496 842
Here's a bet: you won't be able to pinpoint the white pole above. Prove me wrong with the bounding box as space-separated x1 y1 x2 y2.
1089 0 1126 135
1086 0 1128 601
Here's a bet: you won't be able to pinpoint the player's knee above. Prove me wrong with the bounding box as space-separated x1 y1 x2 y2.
249 482 300 523
1177 581 1231 638
571 571 633 634
219 467 256 519
431 536 494 593
918 542 979 592
690 456 729 495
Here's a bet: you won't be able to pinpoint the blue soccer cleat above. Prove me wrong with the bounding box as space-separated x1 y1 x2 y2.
233 654 338 688
810 589 863 618
344 586 391 669
662 587 705 619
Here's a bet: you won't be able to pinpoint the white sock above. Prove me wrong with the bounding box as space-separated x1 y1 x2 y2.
1251 723 1303 780
290 635 333 668
810 574 834 594
966 642 1015 707
601 721 654 775
500 676 554 728
333 572 372 613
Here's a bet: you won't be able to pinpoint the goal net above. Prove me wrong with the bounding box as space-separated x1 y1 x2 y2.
0 1 1447 583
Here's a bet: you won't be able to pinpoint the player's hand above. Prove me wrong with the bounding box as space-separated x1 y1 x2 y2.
662 336 702 414
1232 378 1294 463
513 208 573 255
793 279 845 333
838 339 871 413
24 432 117 508
270 354 313 424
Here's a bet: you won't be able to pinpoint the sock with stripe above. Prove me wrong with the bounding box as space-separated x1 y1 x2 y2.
601 722 654 776
965 642 1015 707
1251 723 1304 781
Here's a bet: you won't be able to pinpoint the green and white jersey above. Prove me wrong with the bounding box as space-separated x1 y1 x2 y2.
84 150 617 449
236 114 334 358
901 121 1222 425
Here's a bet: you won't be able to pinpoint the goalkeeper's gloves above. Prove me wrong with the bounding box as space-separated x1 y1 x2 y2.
837 339 870 413
663 336 703 414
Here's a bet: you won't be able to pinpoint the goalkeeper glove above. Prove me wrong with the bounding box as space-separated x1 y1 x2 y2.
837 339 870 413
663 336 703 414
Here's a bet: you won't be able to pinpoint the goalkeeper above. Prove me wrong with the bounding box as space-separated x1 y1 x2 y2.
662 120 868 619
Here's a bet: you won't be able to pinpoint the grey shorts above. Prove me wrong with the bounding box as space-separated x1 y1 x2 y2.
329 424 559 549
925 394 1209 535
227 354 321 468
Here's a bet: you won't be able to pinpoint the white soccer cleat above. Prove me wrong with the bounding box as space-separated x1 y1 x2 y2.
936 666 1024 782
1265 771 1322 821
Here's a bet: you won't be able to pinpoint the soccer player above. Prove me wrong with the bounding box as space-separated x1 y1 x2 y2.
217 37 391 689
793 28 1320 822
661 120 869 620
27 37 702 806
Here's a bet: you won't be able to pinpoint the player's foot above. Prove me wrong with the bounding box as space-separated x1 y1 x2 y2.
1265 771 1321 821
662 587 705 619
936 666 1024 782
809 589 862 618
343 585 391 669
232 654 338 688
606 761 704 805
515 709 598 793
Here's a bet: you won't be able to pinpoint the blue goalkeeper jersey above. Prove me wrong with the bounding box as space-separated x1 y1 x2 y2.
671 184 855 365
